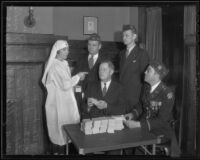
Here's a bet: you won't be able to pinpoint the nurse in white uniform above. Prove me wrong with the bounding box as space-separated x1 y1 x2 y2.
42 40 87 154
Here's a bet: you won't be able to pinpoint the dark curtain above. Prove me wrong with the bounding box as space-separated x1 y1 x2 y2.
138 7 146 49
197 36 200 158
179 6 197 156
145 7 162 61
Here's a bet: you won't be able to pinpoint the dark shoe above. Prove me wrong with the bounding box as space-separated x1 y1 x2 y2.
123 148 136 155
58 145 66 155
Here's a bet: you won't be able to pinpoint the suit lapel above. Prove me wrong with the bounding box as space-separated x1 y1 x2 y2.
150 82 163 99
89 54 102 71
120 49 126 72
104 80 114 98
120 46 139 77
97 82 103 97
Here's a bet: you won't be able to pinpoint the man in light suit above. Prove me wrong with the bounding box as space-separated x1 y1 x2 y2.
119 25 149 113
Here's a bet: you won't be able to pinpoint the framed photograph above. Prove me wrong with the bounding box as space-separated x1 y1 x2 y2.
83 16 98 35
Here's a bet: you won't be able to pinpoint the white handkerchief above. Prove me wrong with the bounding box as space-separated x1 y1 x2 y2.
75 85 82 92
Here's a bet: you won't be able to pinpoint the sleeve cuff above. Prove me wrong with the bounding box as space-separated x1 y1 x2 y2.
140 119 151 132
133 109 139 117
132 109 139 120
146 120 151 131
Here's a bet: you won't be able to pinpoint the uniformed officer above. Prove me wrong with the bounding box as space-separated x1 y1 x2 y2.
124 60 181 157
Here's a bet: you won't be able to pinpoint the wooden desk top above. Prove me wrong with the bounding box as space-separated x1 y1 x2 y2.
63 124 161 154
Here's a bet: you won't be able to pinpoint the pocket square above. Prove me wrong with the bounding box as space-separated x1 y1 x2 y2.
132 60 136 63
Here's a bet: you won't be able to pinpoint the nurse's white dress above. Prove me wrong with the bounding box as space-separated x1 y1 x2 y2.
44 59 80 145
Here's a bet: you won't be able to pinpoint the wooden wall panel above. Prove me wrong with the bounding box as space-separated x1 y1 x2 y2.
6 33 65 155
6 64 44 154
6 33 68 45
68 40 124 71
6 45 50 63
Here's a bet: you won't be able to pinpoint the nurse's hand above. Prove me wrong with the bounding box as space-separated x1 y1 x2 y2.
77 72 88 81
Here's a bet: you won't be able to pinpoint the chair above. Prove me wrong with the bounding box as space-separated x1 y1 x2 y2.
154 85 180 156
154 120 177 156
137 120 177 156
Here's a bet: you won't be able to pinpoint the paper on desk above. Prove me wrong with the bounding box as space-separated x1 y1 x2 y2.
111 115 126 121
81 116 125 135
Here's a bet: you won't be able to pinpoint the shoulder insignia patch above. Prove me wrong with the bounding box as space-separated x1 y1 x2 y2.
167 92 173 99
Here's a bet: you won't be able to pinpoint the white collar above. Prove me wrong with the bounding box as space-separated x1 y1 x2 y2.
150 81 161 93
88 53 99 64
127 44 135 53
101 80 111 90
88 53 98 59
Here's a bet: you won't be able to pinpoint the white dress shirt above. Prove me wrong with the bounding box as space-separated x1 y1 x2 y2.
126 44 135 57
101 80 111 92
150 81 161 93
88 53 99 65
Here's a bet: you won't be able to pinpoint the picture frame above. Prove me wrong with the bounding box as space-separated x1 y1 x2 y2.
83 16 98 35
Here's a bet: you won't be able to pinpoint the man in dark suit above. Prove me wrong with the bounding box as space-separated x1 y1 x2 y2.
119 25 149 113
124 60 181 157
73 34 107 93
81 60 125 119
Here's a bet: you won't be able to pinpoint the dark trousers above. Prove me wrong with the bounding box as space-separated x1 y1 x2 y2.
50 143 66 155
123 147 136 155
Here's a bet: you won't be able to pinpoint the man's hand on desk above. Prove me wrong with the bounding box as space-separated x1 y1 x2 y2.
124 113 134 120
123 120 141 129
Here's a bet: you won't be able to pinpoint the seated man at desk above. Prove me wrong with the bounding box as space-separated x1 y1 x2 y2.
124 60 181 157
81 60 126 119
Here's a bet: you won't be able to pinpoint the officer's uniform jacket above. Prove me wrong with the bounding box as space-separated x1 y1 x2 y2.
132 82 180 156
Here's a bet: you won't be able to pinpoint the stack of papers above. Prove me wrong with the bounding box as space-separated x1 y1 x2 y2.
92 120 101 134
81 115 125 135
81 119 93 135
107 119 115 133
111 115 125 130
99 119 108 133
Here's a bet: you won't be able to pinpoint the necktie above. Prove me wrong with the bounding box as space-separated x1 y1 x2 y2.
88 55 94 69
102 83 107 96
125 49 129 58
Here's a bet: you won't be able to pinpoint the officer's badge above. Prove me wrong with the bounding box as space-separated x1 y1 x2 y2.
167 92 173 99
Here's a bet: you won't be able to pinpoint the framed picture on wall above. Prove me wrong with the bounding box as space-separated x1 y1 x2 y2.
83 16 98 35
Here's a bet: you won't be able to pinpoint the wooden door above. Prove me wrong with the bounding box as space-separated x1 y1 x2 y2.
6 33 68 154
7 64 44 154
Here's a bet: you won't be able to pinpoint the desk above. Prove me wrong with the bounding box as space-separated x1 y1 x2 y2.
63 124 161 155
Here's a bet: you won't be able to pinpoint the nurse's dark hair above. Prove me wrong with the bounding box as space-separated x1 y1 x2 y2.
56 47 65 55
100 60 115 71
